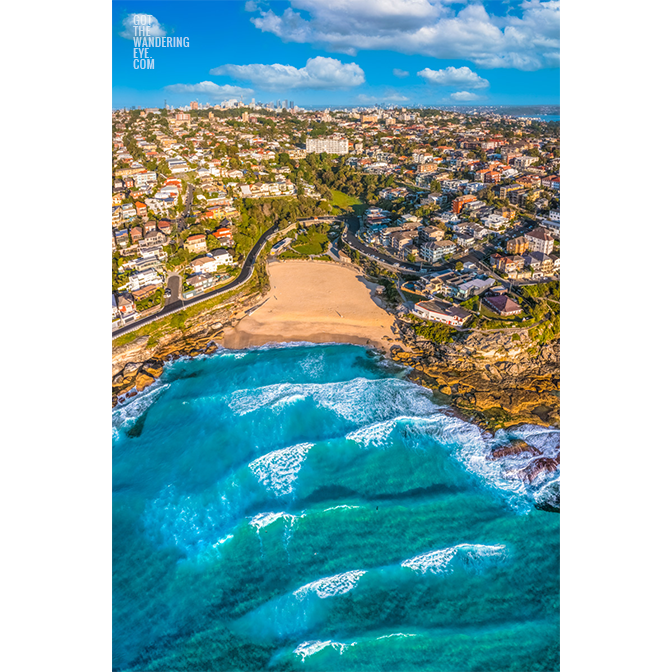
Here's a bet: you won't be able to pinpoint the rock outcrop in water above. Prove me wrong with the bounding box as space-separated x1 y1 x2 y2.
390 320 559 431
520 455 560 484
488 439 542 460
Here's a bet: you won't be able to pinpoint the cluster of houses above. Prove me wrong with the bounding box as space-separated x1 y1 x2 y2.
410 270 525 328
112 105 559 330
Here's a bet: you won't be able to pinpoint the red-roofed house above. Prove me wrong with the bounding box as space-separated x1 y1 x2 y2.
135 202 147 217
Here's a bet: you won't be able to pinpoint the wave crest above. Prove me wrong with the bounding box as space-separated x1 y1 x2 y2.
293 569 366 600
401 543 507 575
248 443 313 496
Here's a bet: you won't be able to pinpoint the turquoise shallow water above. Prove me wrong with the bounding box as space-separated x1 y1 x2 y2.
113 344 559 671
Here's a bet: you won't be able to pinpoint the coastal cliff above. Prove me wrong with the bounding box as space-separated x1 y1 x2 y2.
390 320 559 430
112 290 263 405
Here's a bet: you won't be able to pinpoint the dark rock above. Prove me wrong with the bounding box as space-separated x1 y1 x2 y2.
489 439 542 460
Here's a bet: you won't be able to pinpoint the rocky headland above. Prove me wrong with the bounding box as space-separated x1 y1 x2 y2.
389 320 560 431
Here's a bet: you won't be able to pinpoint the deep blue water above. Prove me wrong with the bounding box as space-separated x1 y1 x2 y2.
113 344 559 671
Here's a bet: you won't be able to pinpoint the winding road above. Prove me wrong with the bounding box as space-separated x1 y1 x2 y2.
113 220 280 339
112 216 343 340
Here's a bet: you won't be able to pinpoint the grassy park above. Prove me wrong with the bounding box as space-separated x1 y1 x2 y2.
330 189 366 216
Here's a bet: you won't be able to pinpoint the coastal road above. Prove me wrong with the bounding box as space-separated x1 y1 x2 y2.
342 216 441 276
113 221 280 339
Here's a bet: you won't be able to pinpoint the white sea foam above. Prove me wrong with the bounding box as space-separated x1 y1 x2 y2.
229 377 436 425
323 504 362 512
293 569 366 600
431 413 561 511
270 393 308 410
112 383 171 435
376 632 419 640
345 413 456 447
249 511 297 530
213 534 233 548
293 640 354 660
248 443 313 496
401 543 507 575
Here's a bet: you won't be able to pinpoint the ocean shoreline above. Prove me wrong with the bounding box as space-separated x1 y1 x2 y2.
113 261 558 433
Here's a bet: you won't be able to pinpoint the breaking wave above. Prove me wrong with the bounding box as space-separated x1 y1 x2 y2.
248 443 313 496
401 543 508 575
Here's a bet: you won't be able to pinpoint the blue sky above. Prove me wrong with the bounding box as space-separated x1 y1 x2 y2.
112 1 559 108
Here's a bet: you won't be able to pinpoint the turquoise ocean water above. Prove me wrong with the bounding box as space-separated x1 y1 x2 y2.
113 344 559 671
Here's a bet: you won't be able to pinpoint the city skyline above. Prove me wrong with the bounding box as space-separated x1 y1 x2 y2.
113 1 560 109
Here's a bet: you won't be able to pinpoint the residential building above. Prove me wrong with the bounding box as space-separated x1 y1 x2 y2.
413 300 471 327
191 256 219 274
484 294 523 316
420 239 457 263
388 231 415 254
452 194 477 214
212 249 234 266
130 226 143 244
454 232 475 247
306 137 349 155
482 213 508 230
418 226 444 245
506 236 529 254
525 227 555 254
185 234 207 253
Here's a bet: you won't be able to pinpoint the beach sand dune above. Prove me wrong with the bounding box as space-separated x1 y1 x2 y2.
219 260 397 351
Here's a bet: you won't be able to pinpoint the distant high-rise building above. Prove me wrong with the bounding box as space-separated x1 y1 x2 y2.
190 101 198 110
251 98 255 106
277 99 281 108
289 101 294 109
282 100 288 109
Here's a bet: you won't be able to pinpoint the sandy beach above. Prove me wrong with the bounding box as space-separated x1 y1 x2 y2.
219 260 399 351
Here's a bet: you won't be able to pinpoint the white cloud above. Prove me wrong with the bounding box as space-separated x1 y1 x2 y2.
450 91 480 101
164 82 255 99
119 14 166 40
248 0 559 71
417 66 489 89
210 56 365 90
393 68 409 78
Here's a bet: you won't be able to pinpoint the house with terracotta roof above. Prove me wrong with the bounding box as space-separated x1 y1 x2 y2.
157 220 172 235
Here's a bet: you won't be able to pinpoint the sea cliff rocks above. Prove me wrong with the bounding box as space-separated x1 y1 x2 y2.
391 319 560 431
488 439 542 459
112 291 262 406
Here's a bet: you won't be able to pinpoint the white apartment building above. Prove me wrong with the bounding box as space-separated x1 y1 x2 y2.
306 137 349 155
